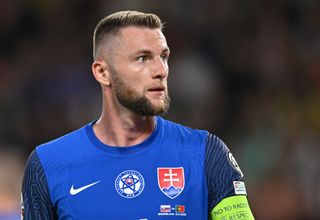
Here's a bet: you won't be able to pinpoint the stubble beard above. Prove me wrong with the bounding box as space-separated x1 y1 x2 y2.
112 70 170 116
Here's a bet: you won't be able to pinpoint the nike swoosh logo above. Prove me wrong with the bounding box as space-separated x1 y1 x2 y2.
70 181 100 195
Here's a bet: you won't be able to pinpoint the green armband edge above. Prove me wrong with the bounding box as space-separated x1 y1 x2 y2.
211 195 254 220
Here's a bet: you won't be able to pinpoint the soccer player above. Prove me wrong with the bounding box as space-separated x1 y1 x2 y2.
22 11 254 219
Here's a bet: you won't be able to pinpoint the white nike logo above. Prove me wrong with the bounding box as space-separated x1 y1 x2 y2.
70 181 100 195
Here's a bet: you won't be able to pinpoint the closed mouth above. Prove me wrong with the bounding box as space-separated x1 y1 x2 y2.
148 86 165 92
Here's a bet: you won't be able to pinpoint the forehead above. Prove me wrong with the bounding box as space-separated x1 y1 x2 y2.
117 26 168 53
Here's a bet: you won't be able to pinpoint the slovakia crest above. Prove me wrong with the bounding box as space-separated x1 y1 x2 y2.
157 167 185 199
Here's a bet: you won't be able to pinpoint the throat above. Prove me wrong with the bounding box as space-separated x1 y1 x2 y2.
93 116 156 147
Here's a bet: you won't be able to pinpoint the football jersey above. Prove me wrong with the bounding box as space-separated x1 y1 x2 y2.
22 116 245 219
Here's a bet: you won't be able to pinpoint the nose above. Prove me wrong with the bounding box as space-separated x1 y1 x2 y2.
153 56 168 80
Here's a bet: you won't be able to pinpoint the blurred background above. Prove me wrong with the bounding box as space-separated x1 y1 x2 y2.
0 0 319 219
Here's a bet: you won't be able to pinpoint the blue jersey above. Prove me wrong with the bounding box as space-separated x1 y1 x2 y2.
22 116 245 219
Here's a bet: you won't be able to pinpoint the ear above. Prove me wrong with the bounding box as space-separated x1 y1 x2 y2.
92 60 111 86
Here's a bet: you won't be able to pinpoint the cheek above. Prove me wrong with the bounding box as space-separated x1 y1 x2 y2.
118 63 145 80
115 63 150 91
125 76 146 95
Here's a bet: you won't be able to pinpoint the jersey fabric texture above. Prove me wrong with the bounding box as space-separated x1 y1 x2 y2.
22 116 244 220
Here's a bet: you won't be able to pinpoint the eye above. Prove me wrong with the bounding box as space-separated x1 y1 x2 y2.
160 53 169 61
137 55 149 62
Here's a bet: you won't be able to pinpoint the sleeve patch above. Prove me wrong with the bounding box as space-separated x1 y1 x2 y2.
211 195 254 220
233 181 247 195
227 151 244 178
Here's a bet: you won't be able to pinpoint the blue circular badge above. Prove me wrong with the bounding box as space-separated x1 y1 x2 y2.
115 170 145 198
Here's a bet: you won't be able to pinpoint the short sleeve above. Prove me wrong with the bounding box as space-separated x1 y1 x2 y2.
22 150 56 220
205 133 245 211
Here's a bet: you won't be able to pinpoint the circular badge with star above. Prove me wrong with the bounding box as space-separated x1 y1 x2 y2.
115 170 145 198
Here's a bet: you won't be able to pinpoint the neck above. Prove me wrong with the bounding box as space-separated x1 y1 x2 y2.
93 100 156 147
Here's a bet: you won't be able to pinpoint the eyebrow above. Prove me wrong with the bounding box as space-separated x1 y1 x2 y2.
134 47 171 55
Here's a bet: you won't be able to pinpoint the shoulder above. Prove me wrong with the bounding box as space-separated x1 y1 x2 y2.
205 133 228 154
35 123 91 164
158 116 209 142
205 133 243 177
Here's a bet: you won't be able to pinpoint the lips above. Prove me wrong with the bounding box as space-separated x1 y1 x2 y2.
147 85 165 92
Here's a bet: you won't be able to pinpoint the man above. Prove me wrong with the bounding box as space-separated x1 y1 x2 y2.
22 11 254 219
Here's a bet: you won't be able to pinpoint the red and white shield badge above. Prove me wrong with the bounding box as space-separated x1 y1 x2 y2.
157 167 185 199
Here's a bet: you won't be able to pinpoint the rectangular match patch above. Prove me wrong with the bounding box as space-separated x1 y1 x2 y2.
233 181 247 195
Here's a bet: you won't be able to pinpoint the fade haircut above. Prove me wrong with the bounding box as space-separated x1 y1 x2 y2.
93 10 164 60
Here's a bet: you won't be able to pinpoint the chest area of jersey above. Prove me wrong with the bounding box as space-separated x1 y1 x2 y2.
57 153 205 219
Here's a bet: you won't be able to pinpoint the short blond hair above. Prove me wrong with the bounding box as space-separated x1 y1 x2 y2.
93 11 164 59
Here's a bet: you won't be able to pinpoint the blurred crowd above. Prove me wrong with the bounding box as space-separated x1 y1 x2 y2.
1 0 319 219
